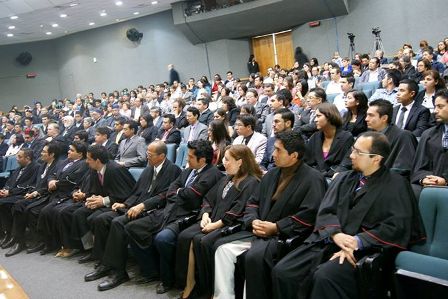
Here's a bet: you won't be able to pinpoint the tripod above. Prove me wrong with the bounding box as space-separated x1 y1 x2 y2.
347 34 356 60
372 28 385 55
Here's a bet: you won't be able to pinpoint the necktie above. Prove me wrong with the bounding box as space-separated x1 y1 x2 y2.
98 172 104 186
148 169 158 193
185 170 197 187
396 106 407 129
443 130 448 149
188 126 195 142
162 130 169 141
355 176 367 193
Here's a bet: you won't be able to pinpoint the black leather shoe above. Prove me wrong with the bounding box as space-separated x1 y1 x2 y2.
78 253 95 264
1 237 15 249
134 275 158 285
39 245 56 256
94 262 101 269
5 243 25 257
156 282 172 294
84 265 111 282
0 234 9 245
97 271 129 291
27 242 45 254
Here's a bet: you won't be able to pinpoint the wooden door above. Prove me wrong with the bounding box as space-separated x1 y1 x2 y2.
251 31 294 76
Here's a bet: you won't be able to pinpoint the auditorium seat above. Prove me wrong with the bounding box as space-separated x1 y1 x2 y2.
128 167 145 181
356 81 380 97
320 81 330 90
394 187 448 298
166 144 178 163
326 93 338 103
0 155 19 178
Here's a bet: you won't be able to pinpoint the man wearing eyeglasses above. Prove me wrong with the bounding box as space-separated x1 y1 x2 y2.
272 131 425 299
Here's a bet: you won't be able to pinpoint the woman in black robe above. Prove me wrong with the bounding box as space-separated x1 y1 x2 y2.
341 89 368 137
175 144 262 299
305 103 354 178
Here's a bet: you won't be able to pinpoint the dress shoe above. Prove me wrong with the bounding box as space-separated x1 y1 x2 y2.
5 243 25 257
59 248 79 258
84 265 112 282
78 253 95 264
1 237 15 249
0 234 9 245
97 271 129 291
40 245 57 256
156 282 172 294
27 242 45 254
134 275 159 285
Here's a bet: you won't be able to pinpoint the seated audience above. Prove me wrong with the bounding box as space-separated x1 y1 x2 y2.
233 115 267 164
156 114 181 146
137 114 158 145
341 89 368 137
115 120 147 168
369 69 401 105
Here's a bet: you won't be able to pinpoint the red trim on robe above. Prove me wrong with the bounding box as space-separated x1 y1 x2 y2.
291 216 313 227
226 211 243 217
361 227 406 250
190 187 201 196
246 204 259 208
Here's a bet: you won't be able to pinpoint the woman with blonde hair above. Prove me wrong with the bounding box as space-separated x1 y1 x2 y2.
175 144 262 299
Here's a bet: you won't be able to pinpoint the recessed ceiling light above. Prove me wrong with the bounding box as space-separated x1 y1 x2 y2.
133 12 139 15
60 14 67 18
52 24 58 28
8 26 15 30
151 1 158 4
115 1 123 6
46 32 52 35
40 24 44 28
116 18 121 22
69 3 78 7
10 16 18 20
6 33 13 37
89 22 95 26
100 12 107 17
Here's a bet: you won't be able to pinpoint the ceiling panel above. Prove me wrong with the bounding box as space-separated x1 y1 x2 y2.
4 0 34 14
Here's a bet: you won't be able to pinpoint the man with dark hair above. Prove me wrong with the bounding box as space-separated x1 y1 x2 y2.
125 140 223 294
83 141 181 290
196 97 214 126
359 57 386 83
272 132 424 299
0 148 40 250
370 69 401 104
411 89 448 197
263 93 287 137
260 83 275 104
156 114 181 146
214 131 327 299
392 79 430 137
400 55 418 82
246 88 269 124
333 76 356 112
337 99 417 175
110 117 126 145
233 114 267 163
131 97 149 122
95 127 118 159
422 48 445 74
115 120 147 167
91 108 107 129
150 107 163 129
326 67 343 94
260 108 294 171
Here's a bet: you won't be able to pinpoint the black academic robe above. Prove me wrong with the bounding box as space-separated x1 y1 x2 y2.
342 112 368 137
272 167 425 299
305 129 354 177
138 126 159 144
411 124 448 195
175 175 260 290
48 158 89 200
2 161 40 198
175 112 189 129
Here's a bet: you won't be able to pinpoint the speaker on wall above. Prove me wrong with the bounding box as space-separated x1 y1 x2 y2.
126 28 143 42
16 51 33 66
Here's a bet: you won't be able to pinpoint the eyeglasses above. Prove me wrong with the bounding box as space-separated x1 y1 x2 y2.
351 146 383 157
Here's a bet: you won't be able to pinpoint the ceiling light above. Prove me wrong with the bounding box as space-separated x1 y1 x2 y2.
10 16 18 20
133 12 139 15
8 26 15 30
89 22 95 26
151 1 158 4
116 18 121 22
52 24 58 28
40 24 44 28
6 33 13 37
69 3 78 7
115 1 123 6
46 32 52 35
60 14 67 18
100 12 107 17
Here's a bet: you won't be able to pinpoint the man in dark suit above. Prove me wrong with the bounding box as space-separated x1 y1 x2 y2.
36 141 89 255
110 117 126 145
60 145 136 262
156 114 181 146
150 107 163 129
115 120 147 167
125 140 224 294
196 97 214 126
392 79 430 137
173 99 188 129
95 127 118 159
83 141 181 291
0 148 40 249
246 88 269 125
61 115 80 143
131 97 150 122
91 108 108 129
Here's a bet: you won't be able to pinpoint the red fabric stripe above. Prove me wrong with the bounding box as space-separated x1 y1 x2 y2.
226 211 243 217
246 204 259 208
190 187 202 196
361 227 406 250
291 216 312 227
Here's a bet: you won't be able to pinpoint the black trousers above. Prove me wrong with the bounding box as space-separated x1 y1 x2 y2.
99 213 130 272
0 195 23 235
71 206 110 251
57 201 84 249
24 196 51 243
11 198 39 243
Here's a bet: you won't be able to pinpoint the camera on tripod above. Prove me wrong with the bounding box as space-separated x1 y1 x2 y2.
347 33 355 41
372 27 381 36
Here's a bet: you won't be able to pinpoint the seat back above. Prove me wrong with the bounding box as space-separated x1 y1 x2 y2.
166 144 178 162
411 187 448 259
326 93 338 103
128 167 145 182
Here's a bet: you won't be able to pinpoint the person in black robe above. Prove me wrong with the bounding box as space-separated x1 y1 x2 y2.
125 140 224 294
305 103 354 178
0 148 40 249
175 145 262 298
5 142 64 256
411 89 448 198
55 144 136 258
336 99 417 175
271 132 425 299
213 131 327 299
35 141 89 255
82 141 181 291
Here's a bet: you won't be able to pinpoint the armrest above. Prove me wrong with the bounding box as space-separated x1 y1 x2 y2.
178 210 200 231
277 235 307 259
220 223 242 236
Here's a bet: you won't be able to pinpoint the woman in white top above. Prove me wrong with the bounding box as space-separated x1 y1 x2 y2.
417 70 446 112
5 134 24 157
119 102 132 118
